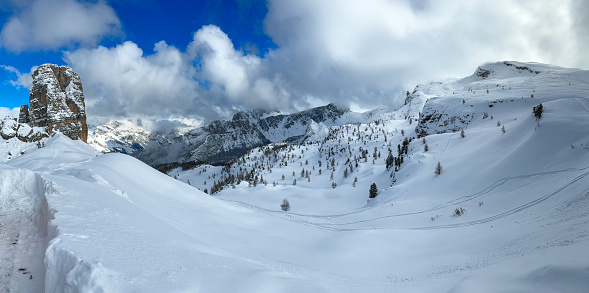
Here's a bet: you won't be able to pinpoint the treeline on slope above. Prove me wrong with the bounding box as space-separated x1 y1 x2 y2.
156 160 227 174
176 120 415 195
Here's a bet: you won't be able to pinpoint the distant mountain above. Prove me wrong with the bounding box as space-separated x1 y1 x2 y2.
131 104 387 167
88 120 152 154
87 104 387 166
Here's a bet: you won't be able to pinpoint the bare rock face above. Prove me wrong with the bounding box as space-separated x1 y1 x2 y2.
28 64 88 142
18 104 29 124
0 117 48 142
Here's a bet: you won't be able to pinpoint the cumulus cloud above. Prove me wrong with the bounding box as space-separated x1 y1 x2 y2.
0 0 121 51
63 25 294 121
0 65 34 88
64 41 199 118
0 106 20 118
17 0 587 124
187 25 291 110
262 0 588 108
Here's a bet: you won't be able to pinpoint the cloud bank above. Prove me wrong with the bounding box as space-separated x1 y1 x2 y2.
0 0 121 51
8 0 589 123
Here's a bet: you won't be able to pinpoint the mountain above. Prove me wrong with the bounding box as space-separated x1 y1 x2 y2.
2 61 588 292
87 119 152 154
25 64 88 142
89 103 387 167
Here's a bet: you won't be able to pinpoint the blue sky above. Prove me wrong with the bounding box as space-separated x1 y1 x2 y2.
1 0 587 122
1 0 274 110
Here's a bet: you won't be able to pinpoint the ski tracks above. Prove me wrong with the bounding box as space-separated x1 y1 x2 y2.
222 165 589 232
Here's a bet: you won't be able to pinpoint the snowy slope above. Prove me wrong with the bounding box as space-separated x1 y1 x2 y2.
1 61 588 292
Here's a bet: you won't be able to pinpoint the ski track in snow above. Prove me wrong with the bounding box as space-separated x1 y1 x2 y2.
0 169 48 293
221 164 589 231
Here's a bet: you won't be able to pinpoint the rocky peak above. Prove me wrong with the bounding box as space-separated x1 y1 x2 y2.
475 66 491 78
28 64 88 142
18 105 29 124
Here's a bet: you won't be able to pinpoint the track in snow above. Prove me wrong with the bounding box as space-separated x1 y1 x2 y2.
222 165 589 232
0 169 48 293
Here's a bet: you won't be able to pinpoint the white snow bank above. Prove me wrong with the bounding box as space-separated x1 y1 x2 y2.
0 167 52 293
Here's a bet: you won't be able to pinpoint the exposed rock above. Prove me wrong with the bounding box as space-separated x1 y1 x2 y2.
28 64 88 142
0 117 48 142
475 66 491 78
18 105 29 124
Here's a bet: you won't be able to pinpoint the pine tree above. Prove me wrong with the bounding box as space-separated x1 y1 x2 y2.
460 129 465 138
385 154 394 169
434 162 443 176
424 143 429 152
280 198 290 211
533 103 543 119
369 183 378 198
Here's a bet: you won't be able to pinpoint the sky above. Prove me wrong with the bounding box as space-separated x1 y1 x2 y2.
0 0 588 124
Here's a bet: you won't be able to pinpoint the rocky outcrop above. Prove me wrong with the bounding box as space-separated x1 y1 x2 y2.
475 66 491 78
28 64 88 142
0 117 48 142
18 105 29 124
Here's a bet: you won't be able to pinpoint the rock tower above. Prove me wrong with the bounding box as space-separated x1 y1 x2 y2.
28 64 88 142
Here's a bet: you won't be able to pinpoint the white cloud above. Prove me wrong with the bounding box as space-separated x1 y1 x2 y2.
0 106 20 118
187 25 292 110
0 0 121 52
0 65 34 88
262 0 588 108
17 0 586 123
64 41 199 117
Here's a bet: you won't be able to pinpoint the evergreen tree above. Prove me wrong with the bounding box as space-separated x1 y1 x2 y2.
434 162 443 176
280 198 290 211
533 103 543 119
385 154 395 170
369 183 378 198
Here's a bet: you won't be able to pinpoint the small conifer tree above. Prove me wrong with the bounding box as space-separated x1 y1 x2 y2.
369 183 378 198
434 162 443 176
281 198 290 211
533 103 543 119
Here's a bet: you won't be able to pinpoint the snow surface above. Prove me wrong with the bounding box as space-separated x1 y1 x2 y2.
1 61 588 292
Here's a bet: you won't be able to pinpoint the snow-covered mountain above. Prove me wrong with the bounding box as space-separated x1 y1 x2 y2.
108 104 387 167
1 61 588 292
87 119 152 154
